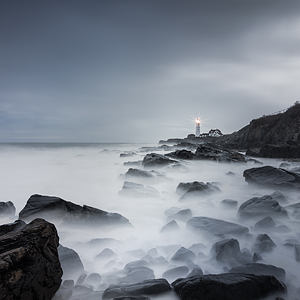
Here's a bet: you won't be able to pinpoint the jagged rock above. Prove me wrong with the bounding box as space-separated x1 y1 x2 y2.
211 238 250 267
162 266 189 282
221 199 238 208
229 263 285 282
0 201 15 217
0 219 26 235
253 234 276 253
19 194 130 226
167 209 192 222
187 216 248 236
142 153 177 168
96 248 117 260
172 273 286 300
243 166 300 189
125 168 155 178
254 217 276 231
120 182 159 198
194 143 246 162
58 245 84 280
0 218 62 300
165 150 195 160
186 267 203 277
160 220 179 233
238 194 287 219
102 279 171 299
176 181 220 199
171 247 195 263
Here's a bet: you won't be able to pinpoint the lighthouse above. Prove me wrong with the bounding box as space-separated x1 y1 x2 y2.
195 117 201 137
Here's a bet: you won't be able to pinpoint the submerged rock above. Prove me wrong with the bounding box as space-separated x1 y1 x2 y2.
172 273 286 300
125 168 155 178
253 234 276 254
177 181 220 199
254 216 276 231
102 279 171 299
142 153 177 168
186 267 203 277
187 216 248 236
120 181 159 198
120 266 155 285
167 209 192 222
194 143 246 162
58 245 84 280
0 218 62 300
243 166 300 189
285 202 300 219
160 220 179 233
162 266 189 282
221 199 238 208
19 194 131 227
229 263 285 282
0 201 15 217
238 194 287 219
171 247 196 263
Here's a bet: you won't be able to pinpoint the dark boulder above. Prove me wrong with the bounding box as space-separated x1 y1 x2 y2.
177 181 220 199
238 194 287 219
187 216 249 236
0 218 62 300
247 144 300 159
0 219 26 236
253 234 276 253
194 143 246 162
19 194 131 227
172 273 286 300
142 153 177 168
243 166 300 189
162 266 189 282
102 279 171 299
165 150 195 160
58 245 84 280
211 238 250 267
229 263 285 282
0 201 15 217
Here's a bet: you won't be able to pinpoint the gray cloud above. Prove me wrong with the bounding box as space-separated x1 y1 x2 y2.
1 0 300 142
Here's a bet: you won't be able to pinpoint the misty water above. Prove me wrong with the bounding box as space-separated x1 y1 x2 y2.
0 143 299 299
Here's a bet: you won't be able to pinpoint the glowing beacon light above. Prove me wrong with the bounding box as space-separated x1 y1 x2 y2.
195 117 201 137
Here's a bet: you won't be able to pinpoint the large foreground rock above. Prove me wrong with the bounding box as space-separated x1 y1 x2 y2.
102 279 171 299
142 153 177 168
243 166 300 189
194 143 246 162
19 194 131 226
187 217 248 236
172 273 286 300
0 218 62 300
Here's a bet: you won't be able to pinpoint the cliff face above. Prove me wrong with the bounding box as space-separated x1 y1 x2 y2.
221 103 300 150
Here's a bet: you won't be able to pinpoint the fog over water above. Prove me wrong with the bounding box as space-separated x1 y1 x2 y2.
0 143 300 299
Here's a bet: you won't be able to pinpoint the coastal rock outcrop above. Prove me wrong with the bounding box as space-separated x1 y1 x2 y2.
19 194 131 226
0 218 62 300
142 153 177 168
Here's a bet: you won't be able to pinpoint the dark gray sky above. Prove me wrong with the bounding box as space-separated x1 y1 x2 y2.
1 0 300 142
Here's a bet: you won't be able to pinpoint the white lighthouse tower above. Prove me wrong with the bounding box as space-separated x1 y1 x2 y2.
195 117 201 137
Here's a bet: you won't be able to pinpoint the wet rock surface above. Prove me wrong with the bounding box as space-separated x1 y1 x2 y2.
19 194 131 227
0 218 62 300
102 279 171 299
243 166 300 189
172 273 286 300
187 216 249 236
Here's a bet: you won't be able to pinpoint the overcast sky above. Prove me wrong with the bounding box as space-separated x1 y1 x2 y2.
1 0 300 142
